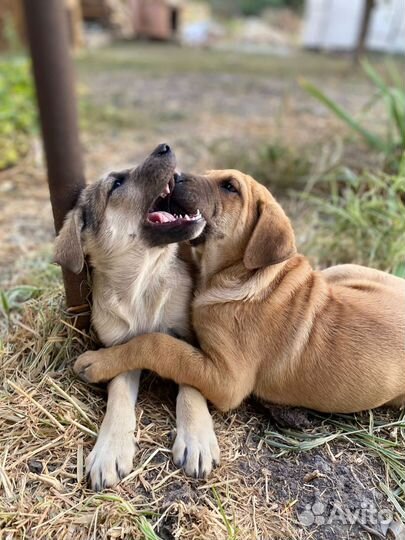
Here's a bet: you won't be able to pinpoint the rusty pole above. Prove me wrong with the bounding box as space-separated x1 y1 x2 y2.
22 0 90 327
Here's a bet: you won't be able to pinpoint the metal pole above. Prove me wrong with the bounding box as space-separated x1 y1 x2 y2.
22 0 90 327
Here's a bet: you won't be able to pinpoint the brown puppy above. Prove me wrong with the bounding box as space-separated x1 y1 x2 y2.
74 169 405 414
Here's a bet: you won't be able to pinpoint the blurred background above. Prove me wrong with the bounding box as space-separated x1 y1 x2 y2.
0 0 404 316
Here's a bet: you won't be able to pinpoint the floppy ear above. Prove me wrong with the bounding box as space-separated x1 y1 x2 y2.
243 200 296 270
54 209 84 274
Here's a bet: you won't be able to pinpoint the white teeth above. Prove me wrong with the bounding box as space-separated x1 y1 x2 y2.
159 183 171 199
170 210 201 222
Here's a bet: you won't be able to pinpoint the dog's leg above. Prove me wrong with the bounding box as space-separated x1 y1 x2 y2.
86 370 140 491
173 385 220 478
74 333 252 411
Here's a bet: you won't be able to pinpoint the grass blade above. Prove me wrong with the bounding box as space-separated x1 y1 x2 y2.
300 78 387 152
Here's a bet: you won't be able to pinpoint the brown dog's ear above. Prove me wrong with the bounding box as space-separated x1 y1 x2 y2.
54 209 84 274
243 200 296 270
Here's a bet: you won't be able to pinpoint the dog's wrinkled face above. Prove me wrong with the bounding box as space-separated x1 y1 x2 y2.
54 144 206 273
170 169 296 272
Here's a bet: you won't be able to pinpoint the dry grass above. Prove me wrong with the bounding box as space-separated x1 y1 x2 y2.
0 286 297 539
2 274 405 539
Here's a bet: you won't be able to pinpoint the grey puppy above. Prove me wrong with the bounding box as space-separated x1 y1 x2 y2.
55 144 219 490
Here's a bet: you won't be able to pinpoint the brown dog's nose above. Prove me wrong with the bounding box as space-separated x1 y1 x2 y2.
154 143 171 156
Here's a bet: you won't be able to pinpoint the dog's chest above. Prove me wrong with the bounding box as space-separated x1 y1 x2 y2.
92 269 191 347
93 282 167 345
121 282 172 335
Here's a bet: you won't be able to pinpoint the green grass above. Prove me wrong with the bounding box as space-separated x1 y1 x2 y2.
0 285 42 319
79 98 148 131
212 487 239 540
212 139 313 191
138 516 163 540
302 166 405 273
0 56 37 169
301 60 405 173
0 256 62 337
76 42 368 80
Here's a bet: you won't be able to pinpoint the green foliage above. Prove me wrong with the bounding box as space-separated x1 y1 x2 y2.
301 60 405 173
2 14 22 51
212 488 238 540
0 285 41 319
206 0 303 17
138 516 163 540
212 139 312 191
301 60 405 272
304 167 405 274
239 0 303 15
0 58 37 169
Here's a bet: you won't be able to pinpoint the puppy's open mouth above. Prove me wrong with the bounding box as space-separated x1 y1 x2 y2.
146 174 202 227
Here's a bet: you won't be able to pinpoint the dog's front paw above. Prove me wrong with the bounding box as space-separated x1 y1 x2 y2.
74 351 110 383
86 419 137 491
172 421 220 479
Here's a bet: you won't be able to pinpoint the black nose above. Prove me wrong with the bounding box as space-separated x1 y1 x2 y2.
174 172 183 183
154 143 171 156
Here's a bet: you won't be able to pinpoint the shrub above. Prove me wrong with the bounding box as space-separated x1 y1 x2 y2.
301 61 405 174
303 167 405 275
0 57 37 169
211 139 312 191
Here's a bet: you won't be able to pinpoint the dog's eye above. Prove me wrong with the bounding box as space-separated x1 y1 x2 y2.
221 180 239 194
110 175 126 194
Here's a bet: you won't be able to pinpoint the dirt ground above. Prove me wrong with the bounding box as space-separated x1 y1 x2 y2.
1 43 402 539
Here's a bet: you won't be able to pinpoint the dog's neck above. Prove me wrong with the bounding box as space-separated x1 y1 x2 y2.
90 243 175 289
192 242 241 289
194 254 308 307
89 243 183 346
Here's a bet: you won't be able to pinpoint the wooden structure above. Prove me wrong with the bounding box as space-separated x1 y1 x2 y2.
132 0 183 40
81 0 183 41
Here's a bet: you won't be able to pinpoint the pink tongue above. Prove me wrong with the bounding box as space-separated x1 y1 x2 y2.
148 211 176 223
